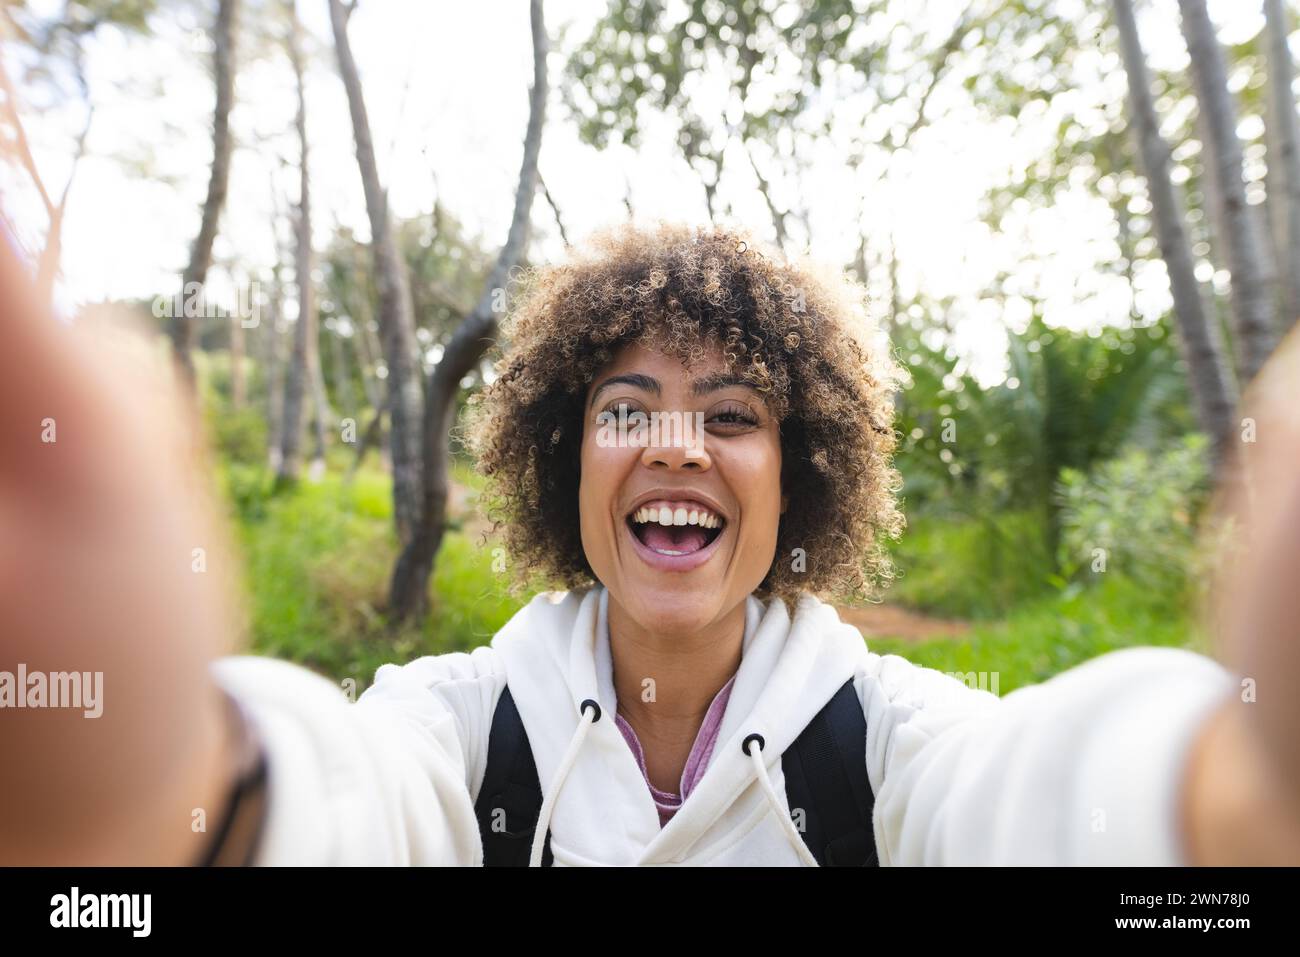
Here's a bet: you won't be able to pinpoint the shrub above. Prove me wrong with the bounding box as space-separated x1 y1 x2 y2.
1055 434 1211 606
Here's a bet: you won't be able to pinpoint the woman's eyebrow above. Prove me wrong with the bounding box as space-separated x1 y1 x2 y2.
589 371 758 408
589 374 659 408
689 371 754 396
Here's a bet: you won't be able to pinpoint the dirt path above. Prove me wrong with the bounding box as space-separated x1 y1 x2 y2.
833 603 970 642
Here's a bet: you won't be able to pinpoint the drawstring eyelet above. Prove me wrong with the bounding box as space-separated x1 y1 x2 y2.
741 729 820 867
580 699 602 722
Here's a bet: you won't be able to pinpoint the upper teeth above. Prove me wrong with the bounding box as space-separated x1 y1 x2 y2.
632 505 723 528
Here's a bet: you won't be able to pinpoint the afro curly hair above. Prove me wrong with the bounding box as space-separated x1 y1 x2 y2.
461 220 905 610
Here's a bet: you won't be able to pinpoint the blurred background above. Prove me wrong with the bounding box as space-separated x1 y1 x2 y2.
2 0 1296 694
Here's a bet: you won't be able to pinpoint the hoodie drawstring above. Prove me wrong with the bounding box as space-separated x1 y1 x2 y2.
530 703 820 867
530 698 602 866
743 733 820 867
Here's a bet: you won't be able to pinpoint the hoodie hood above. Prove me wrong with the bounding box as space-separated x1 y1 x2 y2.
490 584 870 865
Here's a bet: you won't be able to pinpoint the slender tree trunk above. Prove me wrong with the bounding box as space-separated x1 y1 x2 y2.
328 0 425 543
1178 0 1277 385
353 309 389 469
265 257 289 471
1113 0 1237 477
1193 104 1240 373
744 141 788 251
309 354 330 480
353 315 382 410
34 206 67 313
172 0 240 380
1265 0 1300 331
276 4 315 486
348 402 387 478
538 172 569 246
0 54 90 312
327 318 357 424
388 0 549 623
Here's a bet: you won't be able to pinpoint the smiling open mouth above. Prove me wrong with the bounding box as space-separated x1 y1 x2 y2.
627 504 725 557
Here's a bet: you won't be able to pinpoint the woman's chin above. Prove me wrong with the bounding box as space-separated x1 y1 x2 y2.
616 583 724 636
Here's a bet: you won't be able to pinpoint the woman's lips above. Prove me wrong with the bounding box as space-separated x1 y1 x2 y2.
624 515 727 572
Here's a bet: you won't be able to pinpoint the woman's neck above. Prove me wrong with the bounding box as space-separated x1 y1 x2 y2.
608 596 746 795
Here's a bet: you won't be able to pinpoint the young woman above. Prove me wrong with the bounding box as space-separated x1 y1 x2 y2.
2 221 1298 866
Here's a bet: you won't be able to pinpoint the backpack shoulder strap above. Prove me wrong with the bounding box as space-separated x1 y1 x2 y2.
473 685 553 866
781 676 879 866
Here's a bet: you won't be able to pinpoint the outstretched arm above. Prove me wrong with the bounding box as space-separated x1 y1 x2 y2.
0 231 246 865
1181 328 1300 865
868 332 1300 865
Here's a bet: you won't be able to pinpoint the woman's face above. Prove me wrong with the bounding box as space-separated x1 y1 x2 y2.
579 337 785 636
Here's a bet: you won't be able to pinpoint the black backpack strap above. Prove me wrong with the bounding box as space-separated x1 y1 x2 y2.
474 686 553 866
781 677 879 866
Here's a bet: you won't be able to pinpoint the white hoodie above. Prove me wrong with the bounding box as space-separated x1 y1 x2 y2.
211 584 1235 866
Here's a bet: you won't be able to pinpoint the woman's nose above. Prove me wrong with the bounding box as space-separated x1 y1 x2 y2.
640 413 710 470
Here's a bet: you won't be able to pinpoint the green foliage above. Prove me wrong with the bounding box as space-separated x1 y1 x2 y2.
319 209 497 380
893 312 1192 567
209 406 269 465
1056 434 1212 603
193 349 266 464
887 510 1055 620
220 463 525 688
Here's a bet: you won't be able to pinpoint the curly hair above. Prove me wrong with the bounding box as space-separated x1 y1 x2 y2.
461 220 905 609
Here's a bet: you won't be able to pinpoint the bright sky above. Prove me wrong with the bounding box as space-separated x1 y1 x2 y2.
2 0 1287 384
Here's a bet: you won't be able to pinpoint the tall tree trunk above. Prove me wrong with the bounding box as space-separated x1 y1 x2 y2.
1265 0 1300 331
1178 0 1277 385
353 314 382 412
328 0 425 543
1113 0 1237 477
172 0 240 381
309 354 330 480
264 257 288 471
388 0 549 623
277 2 314 485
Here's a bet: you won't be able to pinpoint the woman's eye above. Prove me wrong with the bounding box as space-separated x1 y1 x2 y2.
710 406 759 427
602 401 642 418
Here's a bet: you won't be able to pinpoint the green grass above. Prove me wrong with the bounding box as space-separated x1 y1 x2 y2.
219 462 525 690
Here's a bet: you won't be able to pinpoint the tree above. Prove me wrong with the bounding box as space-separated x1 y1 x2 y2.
171 0 240 380
1112 0 1237 477
1264 0 1300 330
1178 0 1277 386
0 0 156 311
328 0 424 544
0 55 89 311
276 0 324 485
388 0 548 623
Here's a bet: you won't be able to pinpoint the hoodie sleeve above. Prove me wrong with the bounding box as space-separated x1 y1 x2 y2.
863 646 1237 865
209 650 503 866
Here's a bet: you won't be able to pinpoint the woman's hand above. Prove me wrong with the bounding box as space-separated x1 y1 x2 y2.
1181 327 1300 865
0 237 245 864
